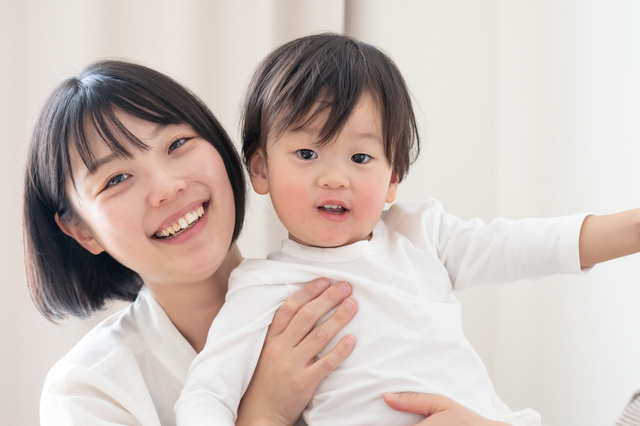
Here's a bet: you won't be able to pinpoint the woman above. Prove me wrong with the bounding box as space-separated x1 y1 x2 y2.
23 60 506 426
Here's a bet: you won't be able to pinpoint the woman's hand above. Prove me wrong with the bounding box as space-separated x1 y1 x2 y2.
384 392 510 426
236 278 358 426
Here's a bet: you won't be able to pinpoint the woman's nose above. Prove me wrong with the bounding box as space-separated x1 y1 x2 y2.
148 169 187 206
317 165 350 190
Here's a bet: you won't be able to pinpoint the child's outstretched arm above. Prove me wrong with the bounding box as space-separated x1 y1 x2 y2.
579 209 640 268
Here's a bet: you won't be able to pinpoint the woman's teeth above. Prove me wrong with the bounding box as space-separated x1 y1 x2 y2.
155 205 205 239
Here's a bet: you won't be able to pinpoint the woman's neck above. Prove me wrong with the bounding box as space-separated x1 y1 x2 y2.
145 243 243 353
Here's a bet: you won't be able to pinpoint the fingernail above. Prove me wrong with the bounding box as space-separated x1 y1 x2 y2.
383 392 398 400
315 278 329 288
338 282 350 293
346 335 355 346
345 299 355 310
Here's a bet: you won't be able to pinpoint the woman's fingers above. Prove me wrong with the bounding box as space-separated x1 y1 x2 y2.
298 296 358 360
267 277 330 337
384 393 510 426
383 392 446 416
307 333 356 380
281 281 353 345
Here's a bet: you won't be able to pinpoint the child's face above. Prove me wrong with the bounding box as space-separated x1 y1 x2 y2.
58 112 237 287
249 93 399 248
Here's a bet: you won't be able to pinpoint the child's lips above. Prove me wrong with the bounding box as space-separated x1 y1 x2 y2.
318 204 348 215
317 203 350 222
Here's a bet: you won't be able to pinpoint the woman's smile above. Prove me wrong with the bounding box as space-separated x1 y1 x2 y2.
153 202 209 245
153 202 206 239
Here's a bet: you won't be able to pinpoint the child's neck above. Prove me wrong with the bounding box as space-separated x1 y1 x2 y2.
289 231 373 249
145 243 243 353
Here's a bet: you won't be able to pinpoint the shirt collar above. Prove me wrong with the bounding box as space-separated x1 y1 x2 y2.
134 286 198 384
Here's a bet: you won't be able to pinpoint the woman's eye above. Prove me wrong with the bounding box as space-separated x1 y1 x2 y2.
106 173 131 188
169 138 190 152
296 149 318 160
351 153 371 164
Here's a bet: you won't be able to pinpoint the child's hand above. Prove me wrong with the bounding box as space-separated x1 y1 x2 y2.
384 392 510 426
236 278 358 426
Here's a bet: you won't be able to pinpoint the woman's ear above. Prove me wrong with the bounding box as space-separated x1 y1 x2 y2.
54 213 105 255
247 150 270 195
385 171 400 203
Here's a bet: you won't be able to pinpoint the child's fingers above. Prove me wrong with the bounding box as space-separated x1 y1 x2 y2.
307 333 356 382
267 278 330 337
280 281 353 346
297 297 358 361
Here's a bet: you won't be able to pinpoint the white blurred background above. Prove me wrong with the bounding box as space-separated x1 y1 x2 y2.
2 1 639 425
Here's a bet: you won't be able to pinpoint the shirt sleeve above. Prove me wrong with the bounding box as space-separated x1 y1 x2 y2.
175 272 290 426
425 200 589 290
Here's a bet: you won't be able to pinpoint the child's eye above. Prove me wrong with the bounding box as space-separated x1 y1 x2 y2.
169 137 191 152
106 173 131 189
351 153 371 164
296 149 318 160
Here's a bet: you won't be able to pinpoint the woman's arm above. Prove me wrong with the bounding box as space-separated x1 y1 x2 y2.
236 278 357 426
384 393 510 426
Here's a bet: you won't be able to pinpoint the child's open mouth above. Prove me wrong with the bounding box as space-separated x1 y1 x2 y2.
318 204 347 215
154 205 205 239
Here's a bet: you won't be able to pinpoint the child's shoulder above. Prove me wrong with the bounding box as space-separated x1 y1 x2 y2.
382 199 446 224
229 258 320 293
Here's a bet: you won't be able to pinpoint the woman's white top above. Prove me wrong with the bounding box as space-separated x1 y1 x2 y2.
40 286 197 426
178 200 588 426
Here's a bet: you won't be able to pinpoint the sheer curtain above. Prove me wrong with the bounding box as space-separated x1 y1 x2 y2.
2 1 639 425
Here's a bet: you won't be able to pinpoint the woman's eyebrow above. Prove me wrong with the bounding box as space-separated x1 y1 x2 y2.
88 152 121 175
86 123 168 175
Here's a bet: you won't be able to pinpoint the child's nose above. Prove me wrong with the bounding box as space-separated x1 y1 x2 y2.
317 166 349 189
148 169 187 206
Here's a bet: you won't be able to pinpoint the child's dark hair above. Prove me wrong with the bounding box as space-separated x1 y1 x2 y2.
242 33 420 181
23 60 246 321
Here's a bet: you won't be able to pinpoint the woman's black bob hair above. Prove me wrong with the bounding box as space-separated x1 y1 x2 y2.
23 60 246 321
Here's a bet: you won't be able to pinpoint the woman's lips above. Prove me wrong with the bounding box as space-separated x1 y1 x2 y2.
153 203 206 239
153 204 208 245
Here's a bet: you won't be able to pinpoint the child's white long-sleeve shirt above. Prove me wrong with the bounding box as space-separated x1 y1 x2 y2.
176 200 588 426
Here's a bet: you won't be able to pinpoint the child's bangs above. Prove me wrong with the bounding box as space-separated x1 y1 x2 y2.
267 43 379 147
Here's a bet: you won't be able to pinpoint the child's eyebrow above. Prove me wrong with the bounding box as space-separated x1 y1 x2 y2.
356 132 383 143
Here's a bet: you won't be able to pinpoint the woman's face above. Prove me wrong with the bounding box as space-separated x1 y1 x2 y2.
62 112 236 288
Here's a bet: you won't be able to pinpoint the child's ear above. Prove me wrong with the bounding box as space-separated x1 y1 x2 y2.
385 171 400 203
247 150 270 195
54 213 105 255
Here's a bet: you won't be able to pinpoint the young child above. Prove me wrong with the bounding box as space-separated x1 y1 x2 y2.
176 33 640 426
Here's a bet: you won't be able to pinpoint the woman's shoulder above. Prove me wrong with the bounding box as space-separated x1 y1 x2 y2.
41 286 193 425
40 289 172 426
50 302 140 371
